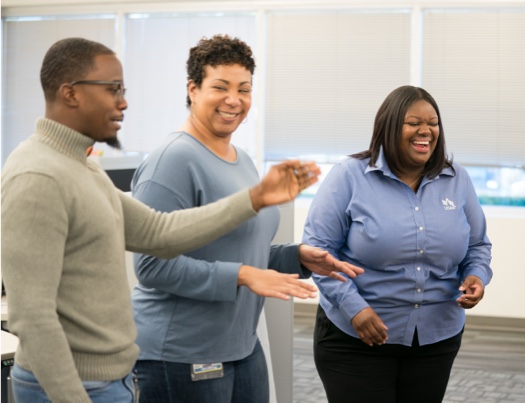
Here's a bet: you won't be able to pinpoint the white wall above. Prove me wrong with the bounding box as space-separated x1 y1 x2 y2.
294 199 525 320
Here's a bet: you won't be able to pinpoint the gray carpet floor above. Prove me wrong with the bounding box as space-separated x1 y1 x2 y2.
293 314 525 403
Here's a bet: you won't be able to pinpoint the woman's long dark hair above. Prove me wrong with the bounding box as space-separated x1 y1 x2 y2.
352 85 453 178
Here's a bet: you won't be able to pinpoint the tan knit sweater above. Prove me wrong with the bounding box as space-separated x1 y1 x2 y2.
1 118 256 402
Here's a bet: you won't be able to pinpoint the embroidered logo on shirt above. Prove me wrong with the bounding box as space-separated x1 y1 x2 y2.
442 198 456 210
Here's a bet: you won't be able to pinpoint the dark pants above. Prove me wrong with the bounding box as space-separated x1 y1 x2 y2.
134 340 269 403
314 306 462 403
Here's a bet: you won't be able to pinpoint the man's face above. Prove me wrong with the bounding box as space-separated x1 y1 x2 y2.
72 54 127 147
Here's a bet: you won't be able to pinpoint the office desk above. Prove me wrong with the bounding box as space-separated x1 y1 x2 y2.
1 298 7 322
1 331 17 362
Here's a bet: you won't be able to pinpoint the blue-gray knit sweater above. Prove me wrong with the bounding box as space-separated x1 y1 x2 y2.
131 132 308 363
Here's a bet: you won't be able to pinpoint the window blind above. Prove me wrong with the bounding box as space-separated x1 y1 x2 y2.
264 10 411 161
1 17 116 165
123 12 258 156
422 9 525 166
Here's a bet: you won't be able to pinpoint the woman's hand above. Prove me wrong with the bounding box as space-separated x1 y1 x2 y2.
456 275 485 309
351 307 388 346
299 244 364 281
237 265 318 301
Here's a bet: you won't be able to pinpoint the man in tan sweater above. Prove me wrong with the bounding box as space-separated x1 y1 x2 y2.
1 37 328 402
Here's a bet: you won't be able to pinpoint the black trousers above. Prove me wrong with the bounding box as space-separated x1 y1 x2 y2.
314 306 462 403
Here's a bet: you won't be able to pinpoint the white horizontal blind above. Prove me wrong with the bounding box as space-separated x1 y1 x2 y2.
123 12 258 157
1 17 116 165
422 9 525 167
264 10 411 161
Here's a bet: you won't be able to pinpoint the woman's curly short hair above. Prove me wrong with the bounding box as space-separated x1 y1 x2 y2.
186 34 255 107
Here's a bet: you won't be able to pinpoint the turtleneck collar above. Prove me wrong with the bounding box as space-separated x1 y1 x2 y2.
34 118 96 163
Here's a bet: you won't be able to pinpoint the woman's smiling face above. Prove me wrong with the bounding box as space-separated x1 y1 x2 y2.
189 63 252 139
399 99 440 172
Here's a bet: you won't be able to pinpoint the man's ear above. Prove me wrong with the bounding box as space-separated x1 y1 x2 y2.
59 83 79 107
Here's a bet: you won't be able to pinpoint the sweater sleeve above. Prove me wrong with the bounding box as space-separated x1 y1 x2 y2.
2 173 92 403
121 188 256 258
268 243 310 278
130 177 242 302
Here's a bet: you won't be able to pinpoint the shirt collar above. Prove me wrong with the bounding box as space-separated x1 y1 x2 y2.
364 146 455 180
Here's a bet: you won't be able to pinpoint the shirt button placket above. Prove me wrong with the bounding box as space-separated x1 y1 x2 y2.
414 204 425 309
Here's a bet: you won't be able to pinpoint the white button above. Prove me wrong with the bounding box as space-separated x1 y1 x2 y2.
415 207 419 211
419 250 424 254
415 304 419 308
419 226 424 231
417 288 421 293
417 267 421 271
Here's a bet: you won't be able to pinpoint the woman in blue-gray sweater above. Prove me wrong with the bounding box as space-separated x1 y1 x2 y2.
130 34 363 403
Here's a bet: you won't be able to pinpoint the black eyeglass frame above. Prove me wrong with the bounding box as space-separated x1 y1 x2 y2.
69 80 126 100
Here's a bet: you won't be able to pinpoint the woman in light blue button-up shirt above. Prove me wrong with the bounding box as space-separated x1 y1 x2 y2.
303 85 492 403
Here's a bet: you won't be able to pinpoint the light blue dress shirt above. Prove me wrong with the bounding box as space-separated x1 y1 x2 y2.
303 149 492 346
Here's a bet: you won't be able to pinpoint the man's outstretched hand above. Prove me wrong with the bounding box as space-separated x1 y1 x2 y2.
249 160 320 211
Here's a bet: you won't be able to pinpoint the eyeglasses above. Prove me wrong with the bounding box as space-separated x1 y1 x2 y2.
70 80 127 101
